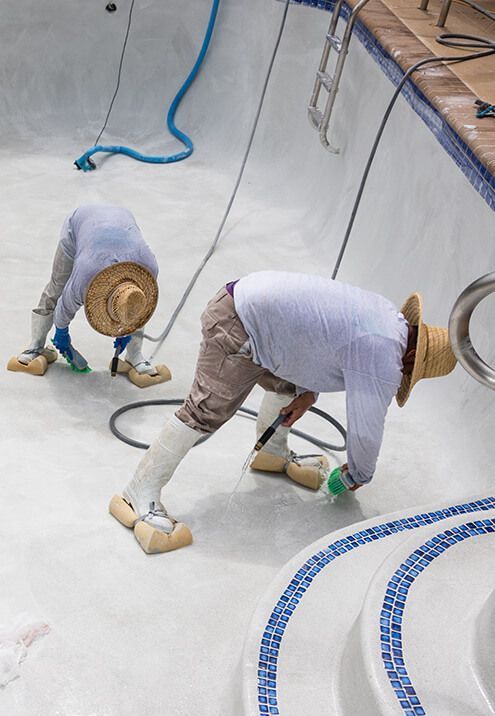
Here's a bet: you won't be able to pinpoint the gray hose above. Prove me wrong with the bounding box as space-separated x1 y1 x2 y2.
144 0 292 359
109 399 346 452
331 32 495 278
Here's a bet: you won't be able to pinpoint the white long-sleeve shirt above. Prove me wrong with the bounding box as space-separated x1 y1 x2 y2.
53 204 158 328
233 271 408 486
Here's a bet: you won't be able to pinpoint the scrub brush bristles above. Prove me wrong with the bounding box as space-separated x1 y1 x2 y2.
327 467 348 496
51 340 92 373
62 353 92 373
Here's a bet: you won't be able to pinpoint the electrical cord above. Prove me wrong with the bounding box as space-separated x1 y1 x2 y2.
94 0 136 147
144 0 292 356
331 32 495 278
452 0 495 22
74 0 220 171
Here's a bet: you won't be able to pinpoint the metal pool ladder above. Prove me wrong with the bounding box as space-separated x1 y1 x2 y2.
449 272 495 390
308 0 370 153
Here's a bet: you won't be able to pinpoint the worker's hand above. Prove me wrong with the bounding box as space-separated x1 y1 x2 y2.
53 326 73 359
280 391 316 427
52 326 89 370
341 463 362 491
113 335 132 356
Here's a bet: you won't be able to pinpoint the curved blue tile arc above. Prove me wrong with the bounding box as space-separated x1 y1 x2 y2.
255 497 495 716
380 518 495 716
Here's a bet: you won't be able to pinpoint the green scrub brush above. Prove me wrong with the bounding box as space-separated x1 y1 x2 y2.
61 353 92 373
327 467 348 496
51 339 92 373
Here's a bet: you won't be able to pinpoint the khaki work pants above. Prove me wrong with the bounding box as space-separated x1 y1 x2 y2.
176 288 295 434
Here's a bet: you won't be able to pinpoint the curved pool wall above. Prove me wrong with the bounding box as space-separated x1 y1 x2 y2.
0 0 286 161
1 1 494 713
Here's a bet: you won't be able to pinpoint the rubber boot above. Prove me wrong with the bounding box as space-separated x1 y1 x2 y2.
7 311 57 375
113 329 172 388
109 414 201 553
250 391 329 490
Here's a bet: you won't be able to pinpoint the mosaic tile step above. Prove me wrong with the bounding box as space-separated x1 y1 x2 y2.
242 495 495 715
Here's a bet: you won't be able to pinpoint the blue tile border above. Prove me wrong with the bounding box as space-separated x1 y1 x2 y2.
380 518 495 715
280 0 495 212
255 497 495 715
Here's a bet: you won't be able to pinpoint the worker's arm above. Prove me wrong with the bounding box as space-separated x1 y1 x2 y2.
342 368 395 487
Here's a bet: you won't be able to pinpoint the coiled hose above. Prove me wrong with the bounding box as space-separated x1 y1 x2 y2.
110 400 347 452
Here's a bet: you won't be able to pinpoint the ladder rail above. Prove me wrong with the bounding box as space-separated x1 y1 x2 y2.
308 0 371 152
308 0 347 128
320 0 370 152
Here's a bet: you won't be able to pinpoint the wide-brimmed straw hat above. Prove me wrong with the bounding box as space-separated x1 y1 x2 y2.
85 262 158 337
396 292 457 407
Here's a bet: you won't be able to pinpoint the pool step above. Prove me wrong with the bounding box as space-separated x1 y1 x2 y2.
242 495 495 715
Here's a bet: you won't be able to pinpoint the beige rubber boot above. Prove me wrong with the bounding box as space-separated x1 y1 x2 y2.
8 312 58 375
117 329 172 387
109 495 192 554
112 358 172 388
250 391 329 490
110 415 201 553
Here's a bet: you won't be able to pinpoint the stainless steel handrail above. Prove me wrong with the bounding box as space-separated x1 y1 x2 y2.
448 272 495 390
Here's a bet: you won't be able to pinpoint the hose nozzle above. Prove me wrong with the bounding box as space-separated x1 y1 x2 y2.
254 413 289 452
110 347 120 377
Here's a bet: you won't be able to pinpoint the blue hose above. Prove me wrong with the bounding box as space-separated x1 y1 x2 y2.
74 0 220 172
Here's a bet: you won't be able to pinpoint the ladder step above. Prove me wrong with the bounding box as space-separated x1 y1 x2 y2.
317 71 334 92
326 33 342 52
308 107 323 129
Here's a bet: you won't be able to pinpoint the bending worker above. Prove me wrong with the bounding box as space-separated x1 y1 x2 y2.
109 270 457 553
8 204 170 387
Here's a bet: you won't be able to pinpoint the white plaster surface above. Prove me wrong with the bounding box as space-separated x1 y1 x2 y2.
0 0 494 714
244 501 495 716
341 510 495 715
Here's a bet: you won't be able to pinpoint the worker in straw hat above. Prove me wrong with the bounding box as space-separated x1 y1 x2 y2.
109 271 457 554
8 204 170 387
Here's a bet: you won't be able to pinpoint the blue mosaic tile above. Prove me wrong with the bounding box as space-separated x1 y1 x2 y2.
256 498 495 715
379 518 495 714
276 0 495 213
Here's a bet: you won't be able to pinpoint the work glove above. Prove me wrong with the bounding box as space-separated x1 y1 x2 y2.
53 327 72 358
113 335 132 356
52 326 89 371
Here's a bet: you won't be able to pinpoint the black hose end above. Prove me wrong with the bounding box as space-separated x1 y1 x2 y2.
256 426 275 449
111 355 119 377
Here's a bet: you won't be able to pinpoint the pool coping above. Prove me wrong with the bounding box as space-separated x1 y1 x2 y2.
285 0 495 211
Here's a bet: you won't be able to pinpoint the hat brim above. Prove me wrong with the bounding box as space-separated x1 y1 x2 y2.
396 292 427 407
85 262 158 336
